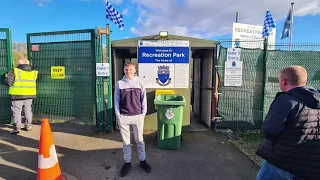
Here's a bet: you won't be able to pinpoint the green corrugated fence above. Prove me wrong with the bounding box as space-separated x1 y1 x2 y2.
0 28 13 123
216 41 320 131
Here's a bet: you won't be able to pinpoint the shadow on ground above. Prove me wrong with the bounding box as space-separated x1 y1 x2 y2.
0 123 259 180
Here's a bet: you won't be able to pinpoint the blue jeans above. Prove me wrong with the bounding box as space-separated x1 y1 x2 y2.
256 160 299 180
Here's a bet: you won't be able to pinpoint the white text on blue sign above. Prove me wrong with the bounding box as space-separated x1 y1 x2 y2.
138 47 189 63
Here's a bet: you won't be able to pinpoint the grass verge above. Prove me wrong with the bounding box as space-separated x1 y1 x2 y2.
229 132 264 167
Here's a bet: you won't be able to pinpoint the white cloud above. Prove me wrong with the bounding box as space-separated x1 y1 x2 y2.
108 0 123 5
130 0 320 38
122 9 129 15
79 0 123 4
295 1 320 16
35 0 51 7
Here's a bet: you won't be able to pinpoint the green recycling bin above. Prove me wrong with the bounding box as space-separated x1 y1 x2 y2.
154 94 186 150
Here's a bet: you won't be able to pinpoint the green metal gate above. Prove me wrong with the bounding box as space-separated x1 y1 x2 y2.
216 46 264 130
27 29 100 125
0 28 13 123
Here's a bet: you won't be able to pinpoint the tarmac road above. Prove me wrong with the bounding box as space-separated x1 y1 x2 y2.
0 123 259 180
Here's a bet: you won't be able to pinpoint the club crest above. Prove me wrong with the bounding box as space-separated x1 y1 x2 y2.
156 65 171 86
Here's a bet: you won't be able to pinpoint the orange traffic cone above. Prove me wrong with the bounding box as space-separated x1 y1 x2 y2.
37 118 65 180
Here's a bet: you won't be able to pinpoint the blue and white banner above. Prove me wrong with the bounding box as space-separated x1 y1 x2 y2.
281 7 293 39
262 10 276 38
106 0 124 30
138 40 190 89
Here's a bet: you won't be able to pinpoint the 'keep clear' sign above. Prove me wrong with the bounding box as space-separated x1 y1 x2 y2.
96 63 109 77
51 66 65 79
227 48 241 61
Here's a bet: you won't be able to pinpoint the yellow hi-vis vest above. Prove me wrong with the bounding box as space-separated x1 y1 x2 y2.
9 68 38 96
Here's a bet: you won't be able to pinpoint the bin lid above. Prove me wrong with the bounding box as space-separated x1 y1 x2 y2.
154 94 186 106
155 90 174 97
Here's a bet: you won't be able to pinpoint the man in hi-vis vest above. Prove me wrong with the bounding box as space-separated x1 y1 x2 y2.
5 59 38 134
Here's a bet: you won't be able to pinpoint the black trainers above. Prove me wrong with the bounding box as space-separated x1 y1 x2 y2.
9 129 20 135
120 162 132 177
140 160 151 173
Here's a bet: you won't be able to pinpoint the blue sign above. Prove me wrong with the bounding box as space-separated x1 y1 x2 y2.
138 40 190 88
138 46 189 64
156 65 171 86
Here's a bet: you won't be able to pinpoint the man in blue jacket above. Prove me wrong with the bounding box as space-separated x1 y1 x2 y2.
256 65 320 180
114 61 151 177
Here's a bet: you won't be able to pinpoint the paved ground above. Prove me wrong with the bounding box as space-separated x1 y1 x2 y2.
0 123 259 180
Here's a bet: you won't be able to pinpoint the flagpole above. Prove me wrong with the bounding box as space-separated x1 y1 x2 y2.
105 0 124 132
289 2 294 50
106 23 113 132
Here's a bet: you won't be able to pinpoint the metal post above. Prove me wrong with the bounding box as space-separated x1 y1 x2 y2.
106 24 114 132
6 29 13 70
211 47 218 130
27 34 31 64
236 12 239 23
261 38 268 123
6 29 13 125
289 2 294 51
95 27 105 133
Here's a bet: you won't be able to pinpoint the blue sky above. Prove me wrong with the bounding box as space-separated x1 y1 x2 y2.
1 0 320 44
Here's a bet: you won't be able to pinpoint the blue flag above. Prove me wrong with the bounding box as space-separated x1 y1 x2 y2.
262 10 276 38
280 8 293 39
106 1 124 30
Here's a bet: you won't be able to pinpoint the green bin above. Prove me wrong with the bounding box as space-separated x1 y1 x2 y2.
154 94 186 150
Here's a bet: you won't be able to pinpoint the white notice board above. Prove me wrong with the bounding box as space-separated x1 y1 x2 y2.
96 63 109 77
224 61 243 86
227 48 241 61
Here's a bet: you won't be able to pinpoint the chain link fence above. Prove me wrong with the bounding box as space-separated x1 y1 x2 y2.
216 40 320 132
264 43 320 117
216 40 265 131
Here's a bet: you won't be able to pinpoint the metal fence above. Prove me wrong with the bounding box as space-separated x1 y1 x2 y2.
95 31 105 131
215 40 320 132
27 29 98 125
0 28 12 123
263 43 320 117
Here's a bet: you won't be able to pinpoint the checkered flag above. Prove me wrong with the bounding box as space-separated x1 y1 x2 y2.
106 1 124 30
262 10 276 38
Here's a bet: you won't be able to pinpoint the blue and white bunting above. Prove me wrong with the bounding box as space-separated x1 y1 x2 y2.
262 10 276 38
106 1 124 30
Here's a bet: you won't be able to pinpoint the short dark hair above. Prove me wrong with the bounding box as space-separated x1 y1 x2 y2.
124 61 136 68
279 65 308 86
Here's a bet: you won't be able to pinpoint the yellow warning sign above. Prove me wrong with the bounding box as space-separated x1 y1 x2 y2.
51 66 65 79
